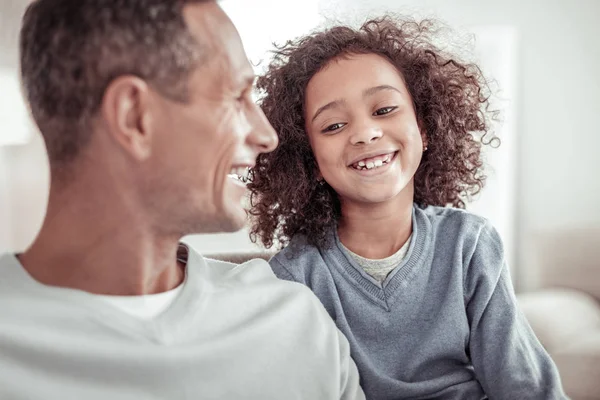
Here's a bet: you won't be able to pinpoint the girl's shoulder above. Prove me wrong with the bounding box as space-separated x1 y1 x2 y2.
415 204 504 263
417 206 506 287
418 204 488 224
416 204 496 241
270 233 328 274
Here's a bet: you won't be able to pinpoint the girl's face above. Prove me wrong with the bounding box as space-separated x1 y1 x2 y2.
304 53 426 207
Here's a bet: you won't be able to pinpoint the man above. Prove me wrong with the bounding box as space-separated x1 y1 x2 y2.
0 1 365 399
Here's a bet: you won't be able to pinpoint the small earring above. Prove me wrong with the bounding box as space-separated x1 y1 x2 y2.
424 146 428 151
317 179 325 186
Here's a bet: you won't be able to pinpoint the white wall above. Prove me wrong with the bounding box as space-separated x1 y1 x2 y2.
458 26 519 279
0 132 49 254
0 148 13 251
318 0 600 290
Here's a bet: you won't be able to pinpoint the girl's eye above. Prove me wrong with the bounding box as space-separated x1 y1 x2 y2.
373 106 397 116
322 123 346 133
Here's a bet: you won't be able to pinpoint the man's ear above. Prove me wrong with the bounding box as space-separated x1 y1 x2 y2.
101 76 153 161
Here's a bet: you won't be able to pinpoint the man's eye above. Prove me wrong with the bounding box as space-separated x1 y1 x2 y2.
373 106 397 116
236 90 252 105
322 123 345 133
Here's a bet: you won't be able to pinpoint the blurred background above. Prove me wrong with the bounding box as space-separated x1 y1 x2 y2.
1 1 600 398
1 0 599 292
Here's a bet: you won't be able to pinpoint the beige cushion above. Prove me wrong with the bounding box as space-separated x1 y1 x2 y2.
553 332 600 400
203 251 275 265
518 288 600 352
519 289 600 400
528 228 600 301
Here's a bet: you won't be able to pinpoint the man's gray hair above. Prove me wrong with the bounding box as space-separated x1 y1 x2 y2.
20 0 211 165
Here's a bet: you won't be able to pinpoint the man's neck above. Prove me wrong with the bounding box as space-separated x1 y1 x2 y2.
337 186 414 259
18 184 185 296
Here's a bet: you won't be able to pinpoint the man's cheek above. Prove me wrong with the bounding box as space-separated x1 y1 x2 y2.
215 106 251 141
233 108 252 141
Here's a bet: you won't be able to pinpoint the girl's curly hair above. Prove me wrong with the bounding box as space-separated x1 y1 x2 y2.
248 15 499 250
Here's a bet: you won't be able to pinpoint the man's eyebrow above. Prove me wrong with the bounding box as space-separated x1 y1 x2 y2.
311 99 347 123
241 74 256 88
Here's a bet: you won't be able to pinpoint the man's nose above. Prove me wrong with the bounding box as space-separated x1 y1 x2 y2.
248 103 278 153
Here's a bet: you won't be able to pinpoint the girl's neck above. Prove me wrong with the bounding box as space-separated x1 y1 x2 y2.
337 186 414 259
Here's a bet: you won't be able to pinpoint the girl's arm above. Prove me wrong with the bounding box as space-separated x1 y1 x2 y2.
465 223 568 399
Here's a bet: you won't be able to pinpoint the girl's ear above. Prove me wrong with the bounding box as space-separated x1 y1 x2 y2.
313 157 323 180
418 120 428 151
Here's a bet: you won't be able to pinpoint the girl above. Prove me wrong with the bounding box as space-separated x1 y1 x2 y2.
248 15 566 400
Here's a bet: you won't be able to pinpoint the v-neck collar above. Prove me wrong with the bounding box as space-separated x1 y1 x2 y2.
4 244 205 344
323 205 431 310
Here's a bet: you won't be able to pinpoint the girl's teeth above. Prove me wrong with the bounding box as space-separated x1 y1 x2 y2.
352 152 396 170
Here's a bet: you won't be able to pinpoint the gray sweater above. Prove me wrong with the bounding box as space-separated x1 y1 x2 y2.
270 205 567 400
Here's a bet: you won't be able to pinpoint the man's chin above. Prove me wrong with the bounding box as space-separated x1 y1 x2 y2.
180 208 246 236
220 182 250 232
217 206 248 233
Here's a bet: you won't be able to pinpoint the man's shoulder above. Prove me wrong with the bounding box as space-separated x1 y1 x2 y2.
0 253 24 288
0 252 17 266
197 252 335 329
203 256 275 283
200 251 319 300
191 255 363 400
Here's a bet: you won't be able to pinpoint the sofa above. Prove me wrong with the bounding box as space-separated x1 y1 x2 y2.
204 250 273 264
518 228 600 400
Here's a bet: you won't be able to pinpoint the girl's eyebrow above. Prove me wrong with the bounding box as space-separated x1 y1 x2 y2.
311 85 402 123
311 99 347 123
362 85 401 98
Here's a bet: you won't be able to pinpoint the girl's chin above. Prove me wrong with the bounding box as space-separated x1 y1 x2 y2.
341 190 409 207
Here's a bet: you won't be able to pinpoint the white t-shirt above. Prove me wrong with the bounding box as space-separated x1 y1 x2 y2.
0 247 365 400
97 285 183 320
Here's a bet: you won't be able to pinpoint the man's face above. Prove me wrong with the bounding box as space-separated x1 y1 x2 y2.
144 2 277 235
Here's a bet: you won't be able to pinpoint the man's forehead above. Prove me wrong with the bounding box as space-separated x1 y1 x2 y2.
184 2 254 88
182 2 225 49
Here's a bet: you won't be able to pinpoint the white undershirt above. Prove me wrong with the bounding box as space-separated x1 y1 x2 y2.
97 252 187 320
340 234 412 283
96 284 184 320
